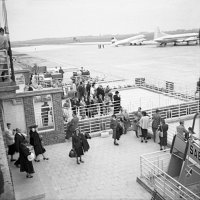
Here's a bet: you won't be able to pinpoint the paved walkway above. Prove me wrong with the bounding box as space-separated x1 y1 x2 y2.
10 131 162 200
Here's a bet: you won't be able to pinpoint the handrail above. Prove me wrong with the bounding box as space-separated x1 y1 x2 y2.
140 153 200 200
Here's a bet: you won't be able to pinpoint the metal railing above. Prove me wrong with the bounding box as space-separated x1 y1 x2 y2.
140 150 200 200
0 50 11 83
63 100 199 135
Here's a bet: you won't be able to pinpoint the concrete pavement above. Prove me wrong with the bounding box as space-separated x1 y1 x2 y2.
10 130 161 200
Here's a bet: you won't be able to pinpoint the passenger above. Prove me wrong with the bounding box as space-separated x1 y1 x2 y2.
176 120 188 138
132 117 139 138
59 66 64 78
110 114 119 146
158 119 168 151
5 123 16 162
29 124 49 162
86 81 91 98
77 82 85 102
72 128 89 164
152 109 161 143
19 139 35 178
121 109 130 134
139 111 150 143
113 91 121 114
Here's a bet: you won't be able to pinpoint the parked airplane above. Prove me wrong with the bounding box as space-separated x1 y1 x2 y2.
154 27 199 46
111 35 146 47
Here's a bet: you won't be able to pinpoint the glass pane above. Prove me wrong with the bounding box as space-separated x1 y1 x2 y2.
33 94 54 131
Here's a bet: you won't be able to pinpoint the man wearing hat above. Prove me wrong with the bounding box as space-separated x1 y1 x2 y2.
176 120 188 138
113 91 121 114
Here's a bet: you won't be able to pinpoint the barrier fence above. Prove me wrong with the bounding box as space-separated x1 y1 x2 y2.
139 150 200 200
64 99 199 135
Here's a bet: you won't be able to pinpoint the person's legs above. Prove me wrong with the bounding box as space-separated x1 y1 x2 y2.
14 156 20 167
141 128 144 142
42 154 49 160
80 156 84 163
114 139 119 145
135 130 139 138
144 129 148 143
34 155 40 162
152 128 157 142
76 156 80 164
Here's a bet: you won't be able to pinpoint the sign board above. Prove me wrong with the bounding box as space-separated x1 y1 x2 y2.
188 141 200 164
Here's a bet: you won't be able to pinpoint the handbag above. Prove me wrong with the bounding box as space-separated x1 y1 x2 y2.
158 126 163 137
69 149 76 158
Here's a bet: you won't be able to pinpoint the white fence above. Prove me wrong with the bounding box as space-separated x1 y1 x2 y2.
139 150 200 200
64 100 199 135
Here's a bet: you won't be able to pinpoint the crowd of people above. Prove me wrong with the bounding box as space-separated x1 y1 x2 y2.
5 123 48 178
62 81 122 123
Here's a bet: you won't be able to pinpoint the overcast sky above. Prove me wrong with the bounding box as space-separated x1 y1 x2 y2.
1 0 199 41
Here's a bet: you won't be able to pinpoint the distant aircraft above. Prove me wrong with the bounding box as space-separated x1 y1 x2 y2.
111 35 146 47
154 27 199 46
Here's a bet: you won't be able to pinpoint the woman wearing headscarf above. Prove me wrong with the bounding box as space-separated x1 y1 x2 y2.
19 139 35 178
29 124 49 162
72 128 89 164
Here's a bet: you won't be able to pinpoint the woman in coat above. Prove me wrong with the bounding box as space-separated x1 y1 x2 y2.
19 139 35 178
158 119 168 151
110 114 119 145
29 124 49 162
72 128 89 164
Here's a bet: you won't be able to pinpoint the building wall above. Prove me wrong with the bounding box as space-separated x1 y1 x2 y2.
0 127 15 200
3 99 26 132
22 92 65 145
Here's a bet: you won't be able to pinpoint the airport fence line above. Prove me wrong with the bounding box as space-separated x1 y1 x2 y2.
133 77 197 101
0 50 11 83
139 150 200 200
64 100 199 136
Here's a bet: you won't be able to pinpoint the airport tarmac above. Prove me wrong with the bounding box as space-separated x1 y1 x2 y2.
13 44 200 92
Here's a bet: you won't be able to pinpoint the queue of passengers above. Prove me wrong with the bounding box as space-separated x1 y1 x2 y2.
63 81 122 121
4 123 49 179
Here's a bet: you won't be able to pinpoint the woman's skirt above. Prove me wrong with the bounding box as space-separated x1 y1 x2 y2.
8 144 16 155
74 146 84 157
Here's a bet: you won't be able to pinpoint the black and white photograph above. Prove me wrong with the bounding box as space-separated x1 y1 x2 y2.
0 0 200 199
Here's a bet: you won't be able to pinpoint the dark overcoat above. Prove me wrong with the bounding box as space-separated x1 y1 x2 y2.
159 124 168 146
30 130 46 156
19 143 34 174
15 133 25 153
110 119 118 139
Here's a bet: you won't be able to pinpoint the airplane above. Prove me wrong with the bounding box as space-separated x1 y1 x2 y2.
154 27 199 46
111 34 146 47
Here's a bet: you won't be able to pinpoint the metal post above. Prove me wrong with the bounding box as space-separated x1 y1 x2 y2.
2 0 15 82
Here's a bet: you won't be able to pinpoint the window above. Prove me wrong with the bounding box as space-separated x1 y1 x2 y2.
33 94 54 132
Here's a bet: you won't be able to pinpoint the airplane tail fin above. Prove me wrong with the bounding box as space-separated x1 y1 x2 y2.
154 27 168 39
111 37 117 44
